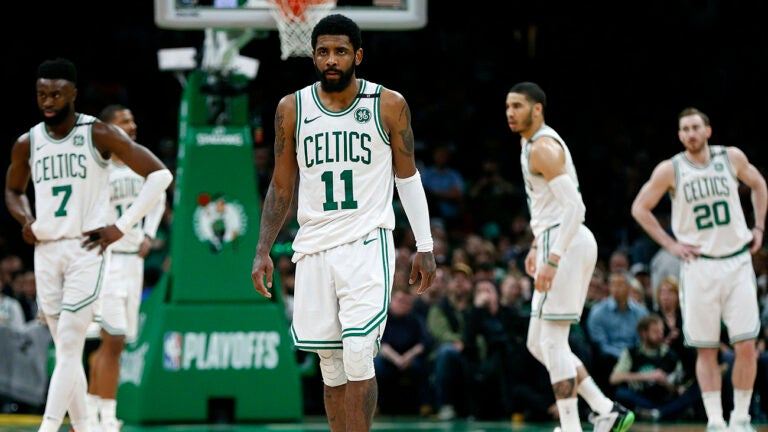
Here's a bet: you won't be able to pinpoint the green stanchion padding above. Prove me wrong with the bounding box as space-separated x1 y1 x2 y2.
118 275 301 423
170 70 260 303
116 70 302 423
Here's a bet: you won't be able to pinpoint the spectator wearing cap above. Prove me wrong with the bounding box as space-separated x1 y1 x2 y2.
630 262 654 310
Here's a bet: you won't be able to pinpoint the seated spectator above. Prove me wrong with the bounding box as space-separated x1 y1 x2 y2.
462 279 526 419
13 270 37 323
654 275 697 386
0 255 23 289
412 265 449 322
0 290 25 330
609 313 701 422
630 262 654 310
467 157 520 240
499 272 530 315
609 249 631 273
374 285 432 416
426 265 474 420
587 270 649 394
420 142 466 239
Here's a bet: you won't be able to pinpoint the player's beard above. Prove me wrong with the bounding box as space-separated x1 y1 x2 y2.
519 109 535 132
315 64 355 93
41 103 72 127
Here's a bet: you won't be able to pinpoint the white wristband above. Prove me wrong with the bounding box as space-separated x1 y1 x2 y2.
115 169 173 233
395 171 433 253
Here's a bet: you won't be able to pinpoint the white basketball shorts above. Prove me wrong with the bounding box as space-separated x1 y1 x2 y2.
291 228 395 352
531 224 597 322
34 238 109 318
99 252 144 342
680 250 760 347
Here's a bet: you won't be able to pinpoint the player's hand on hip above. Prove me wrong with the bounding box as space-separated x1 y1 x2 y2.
21 220 38 245
410 251 436 295
137 236 153 258
670 242 700 263
82 225 124 254
252 254 274 298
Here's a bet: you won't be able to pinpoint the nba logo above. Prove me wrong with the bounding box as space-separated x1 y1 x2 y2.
163 332 183 371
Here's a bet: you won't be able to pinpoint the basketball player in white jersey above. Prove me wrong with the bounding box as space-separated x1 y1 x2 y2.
506 82 634 432
632 107 766 432
84 105 166 432
5 58 172 432
251 14 435 432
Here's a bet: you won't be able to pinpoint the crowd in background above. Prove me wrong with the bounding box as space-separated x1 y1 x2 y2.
266 136 768 423
2 0 768 423
1 103 767 424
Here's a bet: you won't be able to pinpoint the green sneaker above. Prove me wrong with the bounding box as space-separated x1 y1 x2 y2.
590 402 635 432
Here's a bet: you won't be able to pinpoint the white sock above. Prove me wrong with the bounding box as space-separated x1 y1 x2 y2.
70 418 93 432
732 389 753 421
702 391 726 426
577 376 613 415
556 397 582 432
38 418 61 432
101 398 118 423
86 393 101 423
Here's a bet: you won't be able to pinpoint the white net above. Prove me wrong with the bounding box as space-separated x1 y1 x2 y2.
267 0 337 60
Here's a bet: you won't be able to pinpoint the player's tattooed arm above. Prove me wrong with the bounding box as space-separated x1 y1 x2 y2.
395 99 415 160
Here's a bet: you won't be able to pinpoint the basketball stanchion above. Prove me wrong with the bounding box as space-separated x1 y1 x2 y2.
267 0 337 60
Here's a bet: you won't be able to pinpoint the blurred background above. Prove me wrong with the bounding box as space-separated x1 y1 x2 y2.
2 0 767 264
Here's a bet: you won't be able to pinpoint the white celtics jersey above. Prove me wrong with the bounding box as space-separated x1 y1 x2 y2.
108 161 146 253
292 79 395 254
670 146 752 256
520 125 584 237
29 113 110 241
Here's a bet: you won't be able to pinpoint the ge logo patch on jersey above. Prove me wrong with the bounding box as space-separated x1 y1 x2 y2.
354 107 372 123
714 163 724 171
73 135 84 147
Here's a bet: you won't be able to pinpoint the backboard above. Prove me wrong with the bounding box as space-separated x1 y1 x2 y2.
155 0 427 31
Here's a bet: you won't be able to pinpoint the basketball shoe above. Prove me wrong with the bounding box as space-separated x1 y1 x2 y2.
589 402 635 432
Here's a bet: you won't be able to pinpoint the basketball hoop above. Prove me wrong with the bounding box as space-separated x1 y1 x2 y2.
267 0 337 60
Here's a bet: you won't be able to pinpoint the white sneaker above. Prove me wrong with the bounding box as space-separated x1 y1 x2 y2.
100 419 122 432
436 405 456 420
705 422 727 431
728 415 756 432
589 402 635 432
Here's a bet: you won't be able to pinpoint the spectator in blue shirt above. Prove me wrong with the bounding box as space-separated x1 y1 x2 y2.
587 270 650 395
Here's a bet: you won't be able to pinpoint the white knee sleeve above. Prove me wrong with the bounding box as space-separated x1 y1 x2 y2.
527 336 544 363
540 322 576 383
317 350 347 387
342 336 376 382
543 342 577 383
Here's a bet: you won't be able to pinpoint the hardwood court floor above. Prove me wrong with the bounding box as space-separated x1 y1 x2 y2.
1 415 767 432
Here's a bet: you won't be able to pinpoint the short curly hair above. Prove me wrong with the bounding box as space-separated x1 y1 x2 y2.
311 14 362 52
37 58 78 84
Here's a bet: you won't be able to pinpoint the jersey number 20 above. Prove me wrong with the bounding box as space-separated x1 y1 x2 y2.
693 200 730 230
